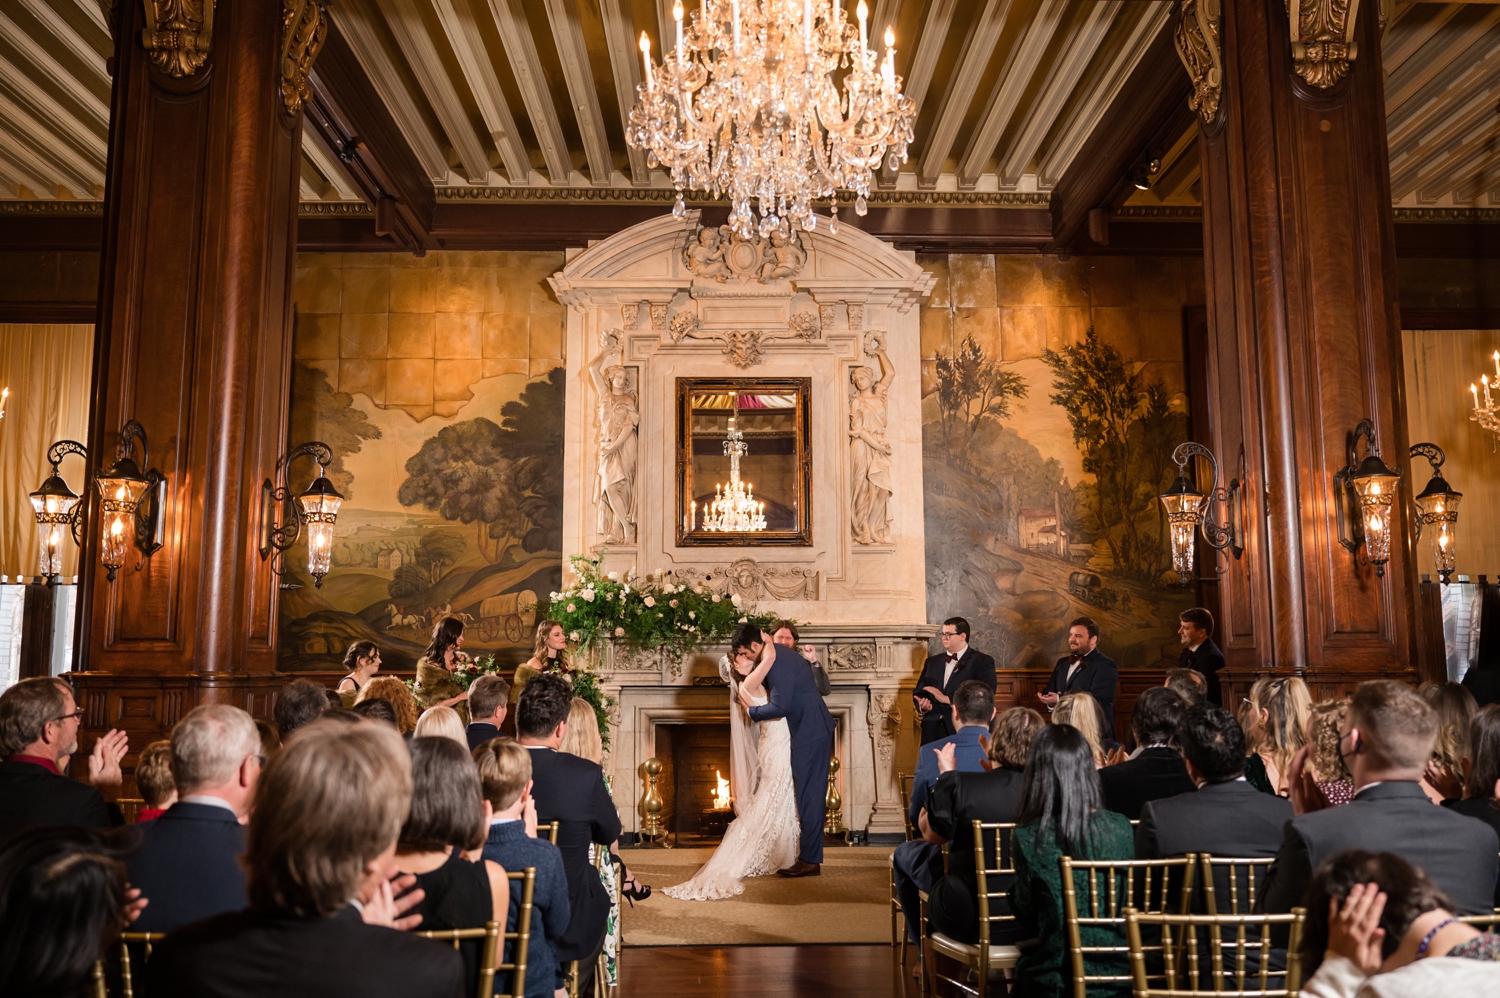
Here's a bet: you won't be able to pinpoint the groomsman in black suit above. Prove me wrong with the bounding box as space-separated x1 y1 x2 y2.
914 618 997 746
1039 616 1119 739
1177 607 1226 706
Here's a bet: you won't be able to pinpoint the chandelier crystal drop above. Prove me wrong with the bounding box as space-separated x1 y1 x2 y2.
701 410 767 532
627 0 915 238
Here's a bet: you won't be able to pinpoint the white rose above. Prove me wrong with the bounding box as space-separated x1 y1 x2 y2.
614 626 625 637
669 599 678 608
570 631 580 641
644 596 656 607
550 591 559 600
712 594 721 603
583 590 595 602
689 611 696 620
567 603 576 613
730 593 742 606
608 571 619 581
739 616 748 623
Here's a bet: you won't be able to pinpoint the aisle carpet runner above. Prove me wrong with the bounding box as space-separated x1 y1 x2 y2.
617 845 894 946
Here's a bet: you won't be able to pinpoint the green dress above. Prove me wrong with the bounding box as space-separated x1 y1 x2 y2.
1012 809 1135 998
413 658 470 726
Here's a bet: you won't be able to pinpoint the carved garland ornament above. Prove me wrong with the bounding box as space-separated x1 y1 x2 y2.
1287 0 1361 88
682 224 808 285
1174 0 1223 124
664 559 820 601
667 309 821 368
141 0 214 77
280 0 328 116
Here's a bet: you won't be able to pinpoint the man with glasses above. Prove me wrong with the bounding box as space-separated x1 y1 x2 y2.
0 676 128 844
912 617 996 746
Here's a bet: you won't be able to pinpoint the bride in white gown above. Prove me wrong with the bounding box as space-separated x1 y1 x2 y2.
663 642 800 900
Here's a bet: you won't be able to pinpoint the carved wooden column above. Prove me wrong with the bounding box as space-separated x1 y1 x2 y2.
70 0 327 753
1178 0 1420 692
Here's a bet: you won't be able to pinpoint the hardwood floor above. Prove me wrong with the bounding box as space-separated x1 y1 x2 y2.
617 944 924 997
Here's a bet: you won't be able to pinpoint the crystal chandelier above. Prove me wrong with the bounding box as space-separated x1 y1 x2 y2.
1470 349 1500 449
701 410 767 532
627 0 915 238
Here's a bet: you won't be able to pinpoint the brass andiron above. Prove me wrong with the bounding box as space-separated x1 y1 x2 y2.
639 757 670 847
825 754 849 843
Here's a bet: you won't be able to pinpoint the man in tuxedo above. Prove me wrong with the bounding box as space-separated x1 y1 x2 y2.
732 623 837 877
518 673 621 996
1260 680 1500 916
1039 616 1119 739
1098 687 1197 820
1177 608 1226 706
1138 704 1291 859
465 674 509 750
913 617 997 746
0 677 127 844
127 704 262 932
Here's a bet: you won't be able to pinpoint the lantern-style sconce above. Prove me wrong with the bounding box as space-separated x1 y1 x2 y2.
1158 442 1243 584
1410 442 1461 584
29 440 87 585
1333 419 1402 578
93 420 166 583
260 442 344 588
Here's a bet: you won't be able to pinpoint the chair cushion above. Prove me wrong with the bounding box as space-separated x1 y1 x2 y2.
927 932 1022 966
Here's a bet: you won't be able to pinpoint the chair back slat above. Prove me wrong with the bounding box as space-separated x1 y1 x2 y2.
414 924 502 998
926 821 1019 998
115 931 167 998
494 867 537 998
1124 908 1305 997
541 821 560 845
898 773 916 840
1059 855 1196 998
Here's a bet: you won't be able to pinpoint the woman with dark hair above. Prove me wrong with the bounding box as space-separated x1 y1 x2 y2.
414 617 470 725
1445 703 1500 904
395 738 509 997
336 641 381 705
513 619 568 706
1010 723 1134 997
0 826 139 998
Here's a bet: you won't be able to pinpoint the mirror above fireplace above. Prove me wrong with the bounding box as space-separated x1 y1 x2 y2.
676 377 812 546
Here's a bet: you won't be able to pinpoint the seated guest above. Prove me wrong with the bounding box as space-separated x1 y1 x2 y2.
356 676 420 735
254 719 281 758
414 706 467 747
1138 705 1292 859
274 679 331 738
517 674 621 997
146 719 463 998
1243 676 1311 796
1099 687 1196 820
1176 607 1225 706
1164 668 1207 709
466 674 510 750
324 689 344 711
0 826 138 998
924 707 1046 944
913 617 997 745
134 740 177 822
1261 680 1500 917
476 738 572 998
1053 691 1112 767
892 680 995 944
1420 681 1478 803
1012 724 1135 996
1306 700 1356 807
1446 703 1500 905
1039 617 1119 739
352 697 401 730
395 738 509 997
1300 850 1500 992
126 705 262 934
0 677 127 844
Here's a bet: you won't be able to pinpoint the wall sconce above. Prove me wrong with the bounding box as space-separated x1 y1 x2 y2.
1158 442 1243 584
1333 419 1402 578
260 441 344 589
1409 442 1461 584
94 420 166 583
29 440 87 585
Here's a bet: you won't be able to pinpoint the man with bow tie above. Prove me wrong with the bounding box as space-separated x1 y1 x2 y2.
1039 616 1119 739
913 618 997 746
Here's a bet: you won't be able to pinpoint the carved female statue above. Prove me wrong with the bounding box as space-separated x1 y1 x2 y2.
849 333 895 544
590 330 639 544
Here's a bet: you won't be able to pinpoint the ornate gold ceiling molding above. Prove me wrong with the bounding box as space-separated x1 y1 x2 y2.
141 0 214 78
0 200 104 215
1114 206 1500 222
279 0 327 117
297 201 372 216
1114 205 1204 220
1287 0 1360 88
1174 0 1223 124
433 186 1051 208
1393 207 1500 223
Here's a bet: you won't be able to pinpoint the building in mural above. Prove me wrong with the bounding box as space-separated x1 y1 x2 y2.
278 253 567 671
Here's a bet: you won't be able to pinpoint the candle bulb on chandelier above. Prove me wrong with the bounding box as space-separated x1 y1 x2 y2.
882 25 895 84
673 0 684 64
1493 349 1500 380
1475 383 1482 409
804 0 813 48
731 0 740 51
640 32 654 91
856 0 868 59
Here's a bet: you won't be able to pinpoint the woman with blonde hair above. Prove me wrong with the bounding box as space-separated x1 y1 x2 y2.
1243 676 1311 796
413 706 467 748
1304 699 1355 806
1053 692 1108 768
355 676 420 735
1420 681 1478 802
512 619 569 705
558 697 603 763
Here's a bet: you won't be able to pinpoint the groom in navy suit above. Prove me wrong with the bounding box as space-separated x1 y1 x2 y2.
731 623 836 877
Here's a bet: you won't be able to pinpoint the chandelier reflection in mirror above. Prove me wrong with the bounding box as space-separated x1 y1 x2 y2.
1157 442 1243 584
626 0 915 238
699 408 767 532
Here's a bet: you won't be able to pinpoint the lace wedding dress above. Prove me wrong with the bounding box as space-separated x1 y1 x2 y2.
662 688 800 900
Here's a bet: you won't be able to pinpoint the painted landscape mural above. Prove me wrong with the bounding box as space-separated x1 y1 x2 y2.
279 252 567 671
918 254 1202 671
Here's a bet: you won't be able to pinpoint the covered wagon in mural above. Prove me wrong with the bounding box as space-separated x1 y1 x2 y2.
1067 571 1118 610
476 590 537 642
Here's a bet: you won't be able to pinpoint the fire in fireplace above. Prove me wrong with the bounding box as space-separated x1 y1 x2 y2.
653 721 733 843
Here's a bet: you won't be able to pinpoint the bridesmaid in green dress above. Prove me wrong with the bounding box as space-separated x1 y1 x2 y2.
1011 724 1136 998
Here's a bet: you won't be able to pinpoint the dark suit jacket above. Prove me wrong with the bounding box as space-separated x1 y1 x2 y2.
747 643 837 748
1099 748 1198 821
1447 797 1500 906
1180 639 1226 706
0 758 112 845
925 767 1026 943
146 904 463 998
525 746 621 962
465 722 500 751
1260 781 1500 916
913 647 998 745
1137 778 1292 859
909 725 989 825
126 800 247 933
1043 649 1120 739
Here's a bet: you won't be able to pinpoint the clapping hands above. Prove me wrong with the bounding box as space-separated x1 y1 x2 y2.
361 872 426 931
87 729 129 794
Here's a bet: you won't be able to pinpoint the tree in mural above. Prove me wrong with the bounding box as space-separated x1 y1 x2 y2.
288 362 383 499
1043 327 1185 581
389 563 431 599
416 530 468 585
934 335 1029 472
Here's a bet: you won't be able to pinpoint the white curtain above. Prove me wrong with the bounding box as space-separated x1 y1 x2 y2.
0 325 94 580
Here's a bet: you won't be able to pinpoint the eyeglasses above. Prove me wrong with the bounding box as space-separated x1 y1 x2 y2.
940 630 959 638
49 709 85 724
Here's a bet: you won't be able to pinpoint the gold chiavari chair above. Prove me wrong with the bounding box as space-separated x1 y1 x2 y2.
1461 911 1500 930
115 798 146 824
541 821 560 845
115 931 167 998
496 867 537 998
899 773 917 840
416 923 502 998
1197 855 1273 916
892 772 916 965
922 821 1020 998
1123 908 1305 997
1059 855 1196 998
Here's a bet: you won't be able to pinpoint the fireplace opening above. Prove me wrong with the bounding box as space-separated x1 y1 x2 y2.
654 720 733 844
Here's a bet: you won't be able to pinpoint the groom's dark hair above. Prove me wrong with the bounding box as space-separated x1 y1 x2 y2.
729 623 764 655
